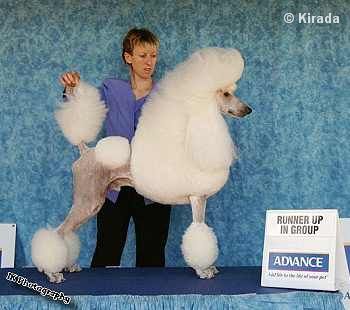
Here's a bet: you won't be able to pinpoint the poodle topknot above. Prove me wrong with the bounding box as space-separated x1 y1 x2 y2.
158 47 244 98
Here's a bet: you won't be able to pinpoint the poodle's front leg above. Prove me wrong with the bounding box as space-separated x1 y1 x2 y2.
44 271 65 283
181 196 219 279
190 196 206 223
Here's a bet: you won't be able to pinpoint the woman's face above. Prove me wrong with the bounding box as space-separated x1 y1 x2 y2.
124 43 158 79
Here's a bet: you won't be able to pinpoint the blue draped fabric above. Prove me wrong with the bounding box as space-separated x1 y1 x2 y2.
0 0 349 269
0 292 345 310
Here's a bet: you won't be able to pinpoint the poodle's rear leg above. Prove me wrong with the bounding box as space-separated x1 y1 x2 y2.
64 263 82 273
181 196 219 279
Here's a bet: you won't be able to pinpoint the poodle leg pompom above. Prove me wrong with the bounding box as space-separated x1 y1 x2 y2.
31 229 68 282
95 136 130 169
63 231 82 272
181 222 219 279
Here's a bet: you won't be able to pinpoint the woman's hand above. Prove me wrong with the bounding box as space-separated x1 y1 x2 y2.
59 71 81 88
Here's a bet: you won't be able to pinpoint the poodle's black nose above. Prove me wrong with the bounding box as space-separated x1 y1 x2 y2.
246 107 252 114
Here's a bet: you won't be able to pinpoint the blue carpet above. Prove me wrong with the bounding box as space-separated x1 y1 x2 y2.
0 266 340 296
1 267 344 309
1 267 264 296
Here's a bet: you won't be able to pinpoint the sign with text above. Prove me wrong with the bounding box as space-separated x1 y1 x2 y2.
340 218 350 275
261 210 349 291
0 224 16 268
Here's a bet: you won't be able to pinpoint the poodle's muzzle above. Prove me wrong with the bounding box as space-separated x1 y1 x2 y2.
228 101 252 118
218 92 252 118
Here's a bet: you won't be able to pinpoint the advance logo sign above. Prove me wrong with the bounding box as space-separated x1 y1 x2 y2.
268 252 329 272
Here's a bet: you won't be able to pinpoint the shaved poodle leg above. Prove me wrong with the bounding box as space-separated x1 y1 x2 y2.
189 196 206 223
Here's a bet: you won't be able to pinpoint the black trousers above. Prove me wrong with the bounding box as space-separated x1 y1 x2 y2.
91 186 171 267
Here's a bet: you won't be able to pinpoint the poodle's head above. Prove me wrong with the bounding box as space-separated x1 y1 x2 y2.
216 83 252 118
188 47 252 118
160 47 252 117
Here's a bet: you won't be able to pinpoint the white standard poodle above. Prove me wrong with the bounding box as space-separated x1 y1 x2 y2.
31 47 252 283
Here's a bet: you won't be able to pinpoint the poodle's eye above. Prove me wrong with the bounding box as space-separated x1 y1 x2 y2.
223 92 231 97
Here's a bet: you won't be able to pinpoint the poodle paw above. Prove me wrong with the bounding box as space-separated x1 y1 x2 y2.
45 271 65 283
64 263 82 273
210 265 219 275
195 265 219 279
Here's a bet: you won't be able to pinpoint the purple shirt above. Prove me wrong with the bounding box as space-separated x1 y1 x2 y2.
101 79 154 204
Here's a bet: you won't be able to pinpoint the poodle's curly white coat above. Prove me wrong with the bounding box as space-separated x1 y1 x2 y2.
131 48 242 204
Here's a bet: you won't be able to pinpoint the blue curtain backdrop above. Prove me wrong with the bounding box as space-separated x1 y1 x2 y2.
1 0 349 268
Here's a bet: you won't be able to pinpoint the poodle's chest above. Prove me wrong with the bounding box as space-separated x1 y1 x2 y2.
184 114 236 171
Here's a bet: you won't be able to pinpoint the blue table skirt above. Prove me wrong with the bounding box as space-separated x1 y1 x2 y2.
0 267 344 309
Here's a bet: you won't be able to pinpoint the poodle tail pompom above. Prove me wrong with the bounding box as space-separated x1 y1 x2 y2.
63 231 80 268
55 81 108 145
181 222 218 270
95 136 130 169
31 228 68 273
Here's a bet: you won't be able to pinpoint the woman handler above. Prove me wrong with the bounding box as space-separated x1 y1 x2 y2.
60 28 171 267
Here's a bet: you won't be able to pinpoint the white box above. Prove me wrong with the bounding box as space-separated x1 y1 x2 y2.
0 224 16 268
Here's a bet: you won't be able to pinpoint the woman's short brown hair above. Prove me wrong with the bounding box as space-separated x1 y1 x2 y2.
122 28 160 64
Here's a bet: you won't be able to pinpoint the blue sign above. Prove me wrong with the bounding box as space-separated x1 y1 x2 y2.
268 252 329 272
